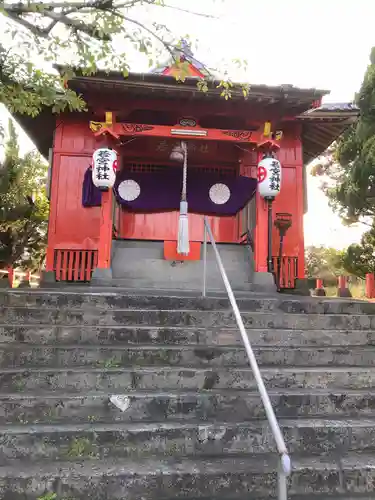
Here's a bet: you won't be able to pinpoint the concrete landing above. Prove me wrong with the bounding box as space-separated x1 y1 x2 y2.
107 239 254 293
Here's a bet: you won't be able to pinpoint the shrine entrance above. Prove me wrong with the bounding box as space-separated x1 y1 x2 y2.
106 137 257 291
116 161 243 244
112 137 258 248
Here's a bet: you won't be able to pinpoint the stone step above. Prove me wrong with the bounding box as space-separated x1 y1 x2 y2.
1 325 372 347
2 290 375 315
5 366 375 393
168 496 374 500
171 497 374 500
0 366 374 393
106 277 254 293
1 307 374 330
0 455 372 499
0 291 263 311
1 389 374 426
0 418 374 464
1 344 375 368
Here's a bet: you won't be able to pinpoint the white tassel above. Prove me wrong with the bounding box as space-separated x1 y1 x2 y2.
177 141 189 255
177 200 189 255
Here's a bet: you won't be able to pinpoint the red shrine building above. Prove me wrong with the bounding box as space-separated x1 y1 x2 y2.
17 46 358 293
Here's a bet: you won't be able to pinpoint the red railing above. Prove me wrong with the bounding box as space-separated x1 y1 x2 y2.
272 256 298 289
0 268 40 287
366 274 375 298
54 249 98 282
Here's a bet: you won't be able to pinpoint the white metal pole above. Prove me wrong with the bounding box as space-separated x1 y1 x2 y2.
202 219 207 297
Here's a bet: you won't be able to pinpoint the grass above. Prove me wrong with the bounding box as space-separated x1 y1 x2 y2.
43 406 59 421
67 437 97 458
324 282 366 299
13 376 26 392
97 357 121 369
37 493 57 500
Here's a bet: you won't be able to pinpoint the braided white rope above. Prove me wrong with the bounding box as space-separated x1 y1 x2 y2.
181 141 188 201
177 141 189 255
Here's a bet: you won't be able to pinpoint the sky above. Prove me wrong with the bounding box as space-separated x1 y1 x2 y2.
3 0 375 249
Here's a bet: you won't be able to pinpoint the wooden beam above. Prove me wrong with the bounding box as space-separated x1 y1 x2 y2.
89 120 281 147
84 93 310 125
305 129 331 145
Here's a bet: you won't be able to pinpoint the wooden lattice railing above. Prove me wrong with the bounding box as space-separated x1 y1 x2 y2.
54 249 98 282
272 256 298 289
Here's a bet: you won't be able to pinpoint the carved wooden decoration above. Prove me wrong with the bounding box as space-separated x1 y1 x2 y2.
222 131 252 140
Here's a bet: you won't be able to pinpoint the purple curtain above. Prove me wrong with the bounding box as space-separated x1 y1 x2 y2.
83 165 257 216
82 167 102 207
114 169 257 216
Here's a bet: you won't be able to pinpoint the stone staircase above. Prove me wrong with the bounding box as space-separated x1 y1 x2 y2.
0 289 375 499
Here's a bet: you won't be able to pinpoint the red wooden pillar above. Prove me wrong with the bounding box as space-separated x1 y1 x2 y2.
296 160 306 281
254 151 269 273
316 278 323 289
93 124 117 275
97 189 113 270
314 278 326 296
45 125 59 274
337 275 351 298
7 266 14 288
338 275 347 288
366 273 375 299
19 270 31 288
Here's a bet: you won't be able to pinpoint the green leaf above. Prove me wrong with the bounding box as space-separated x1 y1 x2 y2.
317 46 375 225
0 119 49 269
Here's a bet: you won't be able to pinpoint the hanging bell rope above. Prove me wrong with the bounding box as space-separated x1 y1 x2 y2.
177 141 189 255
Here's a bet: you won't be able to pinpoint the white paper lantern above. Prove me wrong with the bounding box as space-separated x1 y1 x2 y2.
257 156 282 198
92 148 117 190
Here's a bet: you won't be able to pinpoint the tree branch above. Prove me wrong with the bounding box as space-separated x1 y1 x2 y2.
359 220 374 227
42 10 111 40
158 3 219 19
4 11 49 37
3 0 214 52
3 1 103 13
3 0 169 43
3 0 154 14
113 11 176 58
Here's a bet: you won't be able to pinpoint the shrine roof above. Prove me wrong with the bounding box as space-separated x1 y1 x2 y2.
150 45 209 77
62 67 329 106
12 67 358 165
297 102 359 165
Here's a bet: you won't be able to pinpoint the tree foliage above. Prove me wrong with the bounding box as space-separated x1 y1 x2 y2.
341 225 375 278
305 245 346 284
0 119 49 270
0 0 249 119
311 47 375 225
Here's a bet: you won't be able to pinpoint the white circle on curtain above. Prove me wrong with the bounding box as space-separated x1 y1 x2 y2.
118 179 141 201
209 183 231 204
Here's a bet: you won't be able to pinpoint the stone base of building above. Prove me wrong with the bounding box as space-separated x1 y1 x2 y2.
278 278 311 296
91 267 113 285
39 271 57 288
251 271 277 293
18 280 31 288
